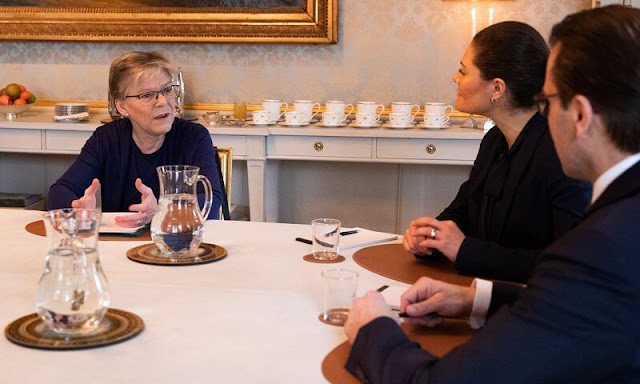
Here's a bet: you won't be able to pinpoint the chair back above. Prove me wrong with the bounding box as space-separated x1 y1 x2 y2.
214 146 233 220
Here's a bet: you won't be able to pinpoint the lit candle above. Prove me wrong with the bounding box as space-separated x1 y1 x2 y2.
489 7 494 26
471 8 477 37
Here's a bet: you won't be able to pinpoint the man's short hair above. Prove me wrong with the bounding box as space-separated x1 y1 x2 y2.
550 5 640 153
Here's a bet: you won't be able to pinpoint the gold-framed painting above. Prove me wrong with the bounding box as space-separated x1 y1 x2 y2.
0 0 338 44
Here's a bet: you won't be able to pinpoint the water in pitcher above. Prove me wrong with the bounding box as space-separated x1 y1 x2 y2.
151 193 205 256
35 247 110 335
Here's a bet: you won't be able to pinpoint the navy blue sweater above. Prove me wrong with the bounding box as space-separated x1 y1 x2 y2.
48 118 222 219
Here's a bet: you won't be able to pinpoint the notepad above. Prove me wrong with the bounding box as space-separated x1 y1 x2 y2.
379 285 408 311
99 212 147 235
338 227 399 250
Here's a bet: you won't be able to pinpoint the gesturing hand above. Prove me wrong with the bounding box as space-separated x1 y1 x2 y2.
115 178 157 228
411 217 466 262
403 217 435 256
344 291 399 344
400 277 475 328
71 178 100 209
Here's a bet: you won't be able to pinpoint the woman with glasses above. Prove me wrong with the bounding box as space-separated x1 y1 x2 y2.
403 22 591 283
48 51 222 225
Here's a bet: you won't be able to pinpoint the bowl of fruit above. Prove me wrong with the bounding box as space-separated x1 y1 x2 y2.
0 83 37 120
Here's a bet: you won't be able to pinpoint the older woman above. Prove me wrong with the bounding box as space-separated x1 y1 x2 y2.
403 22 591 283
48 51 222 225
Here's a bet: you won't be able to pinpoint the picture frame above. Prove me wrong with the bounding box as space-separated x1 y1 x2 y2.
0 0 338 44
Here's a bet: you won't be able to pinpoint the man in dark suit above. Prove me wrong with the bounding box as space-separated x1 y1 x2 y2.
344 6 640 383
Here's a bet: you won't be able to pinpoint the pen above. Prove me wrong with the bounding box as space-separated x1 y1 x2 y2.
340 229 359 236
398 311 439 318
295 237 312 245
376 285 389 292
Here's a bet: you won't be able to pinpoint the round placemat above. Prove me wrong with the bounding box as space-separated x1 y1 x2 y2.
303 254 345 264
353 243 473 286
126 242 227 266
321 319 474 383
25 220 152 242
5 308 144 350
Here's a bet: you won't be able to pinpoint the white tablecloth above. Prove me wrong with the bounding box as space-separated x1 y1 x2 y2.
0 210 406 383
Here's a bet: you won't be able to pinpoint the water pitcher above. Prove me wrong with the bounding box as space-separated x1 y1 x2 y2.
151 165 213 257
35 209 110 335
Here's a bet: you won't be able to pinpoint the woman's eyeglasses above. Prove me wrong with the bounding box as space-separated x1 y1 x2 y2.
125 85 179 103
534 92 560 117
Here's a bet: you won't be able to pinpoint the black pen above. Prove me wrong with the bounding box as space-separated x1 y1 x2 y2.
398 311 439 318
295 237 312 245
340 229 360 236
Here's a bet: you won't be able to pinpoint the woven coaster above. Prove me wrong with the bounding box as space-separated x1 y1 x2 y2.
303 254 345 264
126 242 227 266
5 308 144 350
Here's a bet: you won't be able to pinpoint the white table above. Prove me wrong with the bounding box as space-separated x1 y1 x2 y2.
0 210 407 383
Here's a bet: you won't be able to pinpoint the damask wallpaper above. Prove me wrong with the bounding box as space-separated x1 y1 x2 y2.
0 0 590 106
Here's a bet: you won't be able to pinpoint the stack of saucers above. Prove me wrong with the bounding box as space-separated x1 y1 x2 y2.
54 103 90 122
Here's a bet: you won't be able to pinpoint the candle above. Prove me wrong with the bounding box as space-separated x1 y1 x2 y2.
471 8 477 37
489 7 494 26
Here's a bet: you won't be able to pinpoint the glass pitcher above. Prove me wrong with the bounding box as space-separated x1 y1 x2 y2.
151 165 213 257
35 208 110 335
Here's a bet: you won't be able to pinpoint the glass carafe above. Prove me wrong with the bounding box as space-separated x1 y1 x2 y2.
151 165 213 257
35 209 110 335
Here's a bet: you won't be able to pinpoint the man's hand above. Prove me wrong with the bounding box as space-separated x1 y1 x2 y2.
114 178 157 228
403 217 436 256
71 178 100 209
344 291 399 344
400 277 475 328
410 217 466 262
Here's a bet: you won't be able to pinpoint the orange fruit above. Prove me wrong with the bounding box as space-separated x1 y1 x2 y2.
18 84 26 92
5 83 21 100
19 91 31 100
13 98 26 105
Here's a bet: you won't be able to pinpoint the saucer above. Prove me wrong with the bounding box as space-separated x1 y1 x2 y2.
247 121 274 126
384 122 415 129
350 122 381 128
316 122 347 128
278 122 310 127
421 123 450 129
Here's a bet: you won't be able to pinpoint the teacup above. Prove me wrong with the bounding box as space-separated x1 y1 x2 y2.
252 110 272 124
321 112 347 126
293 100 321 123
425 102 454 116
284 111 306 125
423 113 450 127
262 99 288 123
325 100 355 118
357 101 385 117
355 112 380 127
388 113 414 127
391 102 420 117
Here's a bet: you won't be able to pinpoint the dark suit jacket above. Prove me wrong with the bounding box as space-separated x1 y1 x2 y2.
435 113 591 283
347 160 640 384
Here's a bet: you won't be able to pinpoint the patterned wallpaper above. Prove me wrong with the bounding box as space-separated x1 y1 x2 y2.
0 0 590 106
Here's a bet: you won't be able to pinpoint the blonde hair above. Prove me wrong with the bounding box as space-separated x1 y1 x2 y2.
108 51 177 102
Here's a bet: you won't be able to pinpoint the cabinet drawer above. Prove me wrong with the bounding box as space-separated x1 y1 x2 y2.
268 136 373 159
377 138 479 161
211 135 247 157
0 128 41 150
45 130 93 152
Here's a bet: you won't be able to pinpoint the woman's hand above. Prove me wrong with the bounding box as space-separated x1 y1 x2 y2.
71 178 100 209
344 291 399 345
400 277 475 328
115 178 157 227
411 217 465 262
403 217 435 256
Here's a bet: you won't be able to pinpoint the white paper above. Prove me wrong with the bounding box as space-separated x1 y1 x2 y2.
380 285 408 311
99 212 145 234
338 227 398 250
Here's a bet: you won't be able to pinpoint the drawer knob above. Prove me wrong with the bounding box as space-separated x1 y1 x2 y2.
314 141 324 152
426 144 436 154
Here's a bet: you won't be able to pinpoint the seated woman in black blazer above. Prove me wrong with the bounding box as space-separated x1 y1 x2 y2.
403 21 591 283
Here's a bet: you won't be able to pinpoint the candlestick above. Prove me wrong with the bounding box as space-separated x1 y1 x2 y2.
489 7 494 26
471 8 477 37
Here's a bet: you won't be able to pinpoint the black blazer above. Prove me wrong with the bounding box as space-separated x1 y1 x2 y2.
347 161 640 384
436 113 591 283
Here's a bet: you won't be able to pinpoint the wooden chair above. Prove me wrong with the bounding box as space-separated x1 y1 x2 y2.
214 146 233 220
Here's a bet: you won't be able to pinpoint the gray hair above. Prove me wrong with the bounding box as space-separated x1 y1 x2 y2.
108 51 177 102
